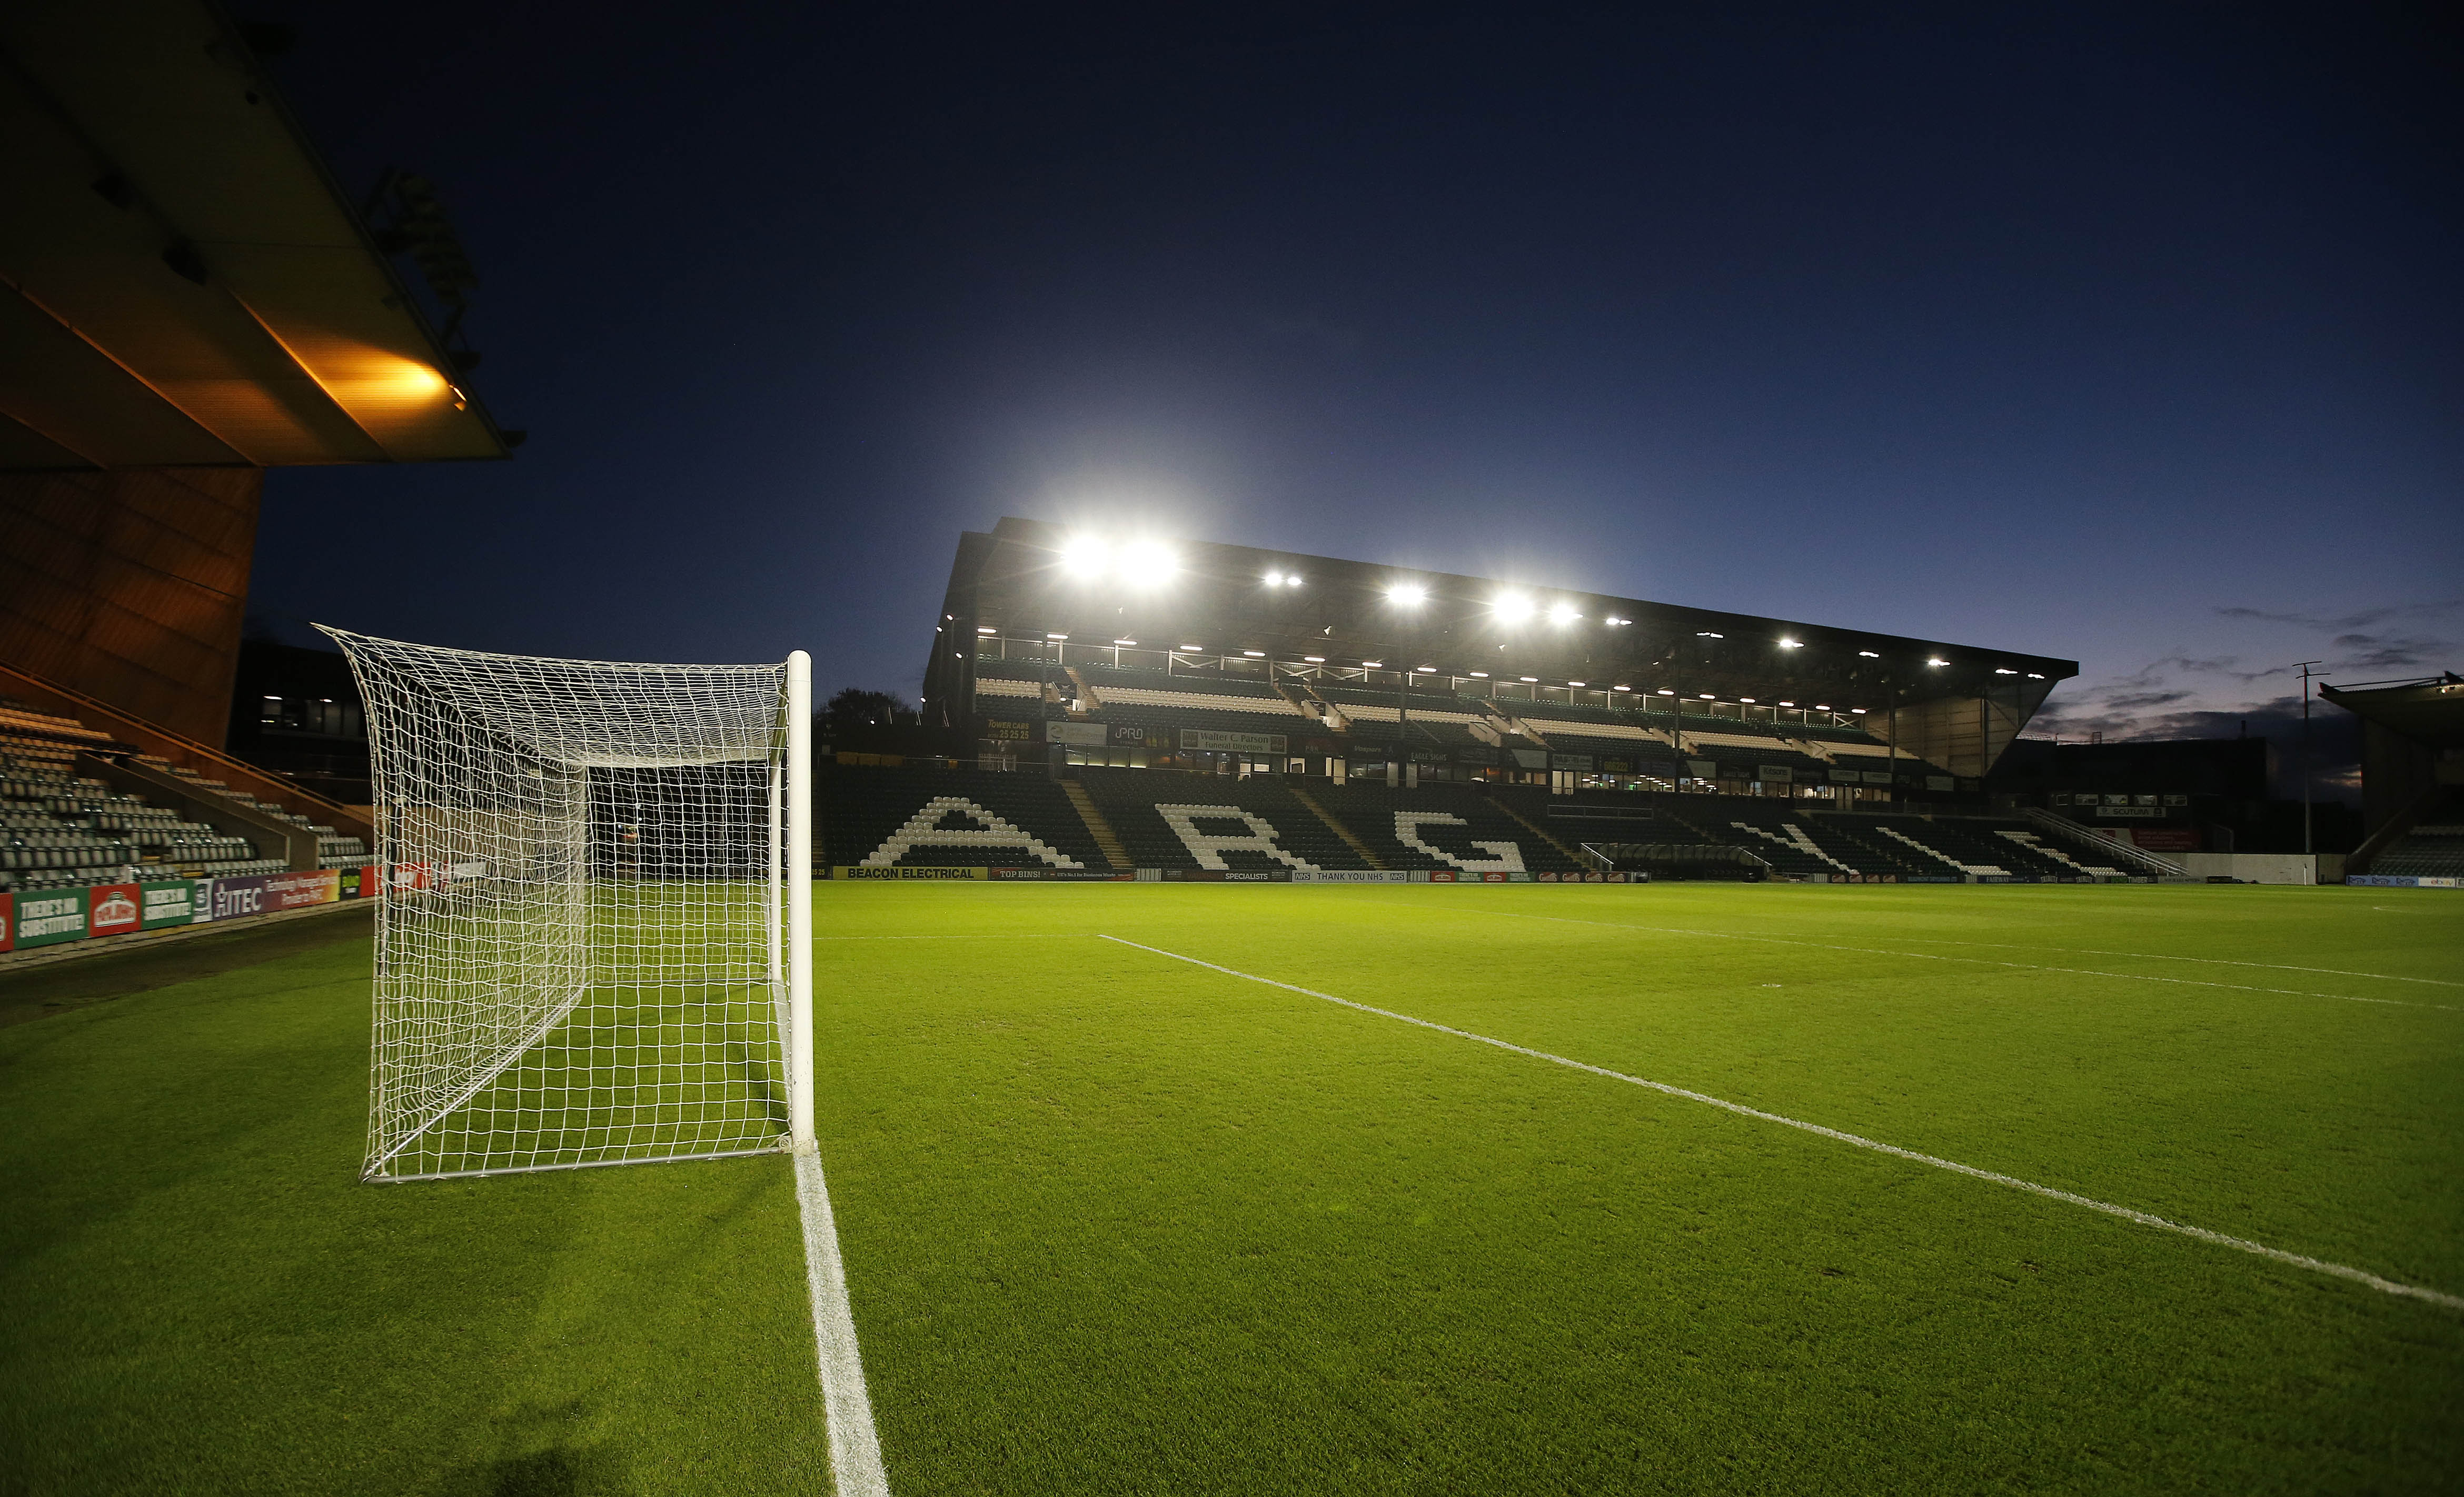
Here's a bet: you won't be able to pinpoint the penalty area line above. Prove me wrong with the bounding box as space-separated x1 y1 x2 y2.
1095 934 2463 1314
794 1148 891 1496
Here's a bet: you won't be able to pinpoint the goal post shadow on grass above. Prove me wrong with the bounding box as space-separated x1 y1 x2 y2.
322 631 887 1493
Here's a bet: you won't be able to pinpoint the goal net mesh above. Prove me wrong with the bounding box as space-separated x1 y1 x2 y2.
324 629 793 1181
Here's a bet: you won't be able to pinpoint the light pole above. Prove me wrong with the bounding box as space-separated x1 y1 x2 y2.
2292 660 2323 857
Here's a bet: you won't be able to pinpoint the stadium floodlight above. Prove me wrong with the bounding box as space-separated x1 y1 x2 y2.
1994 667 2018 675
1178 644 1204 651
1114 638 1137 646
1520 676 1539 683
1928 657 1948 667
1117 540 1177 585
1047 633 1068 640
1779 638 1802 648
1493 593 1535 622
1657 689 1674 696
1858 650 1880 658
1604 615 1630 626
2027 673 2044 680
322 628 811 1181
1243 650 1265 657
1612 683 1630 691
1697 631 1723 638
1779 700 1795 706
1361 660 1383 667
975 626 997 634
1568 680 1585 686
1852 707 1866 713
1060 535 1108 577
1548 603 1581 625
1417 665 1435 672
1700 693 1715 700
1469 671 1489 678
1388 583 1427 605
1741 697 1756 703
1263 571 1284 585
1814 704 1830 710
1304 655 1326 663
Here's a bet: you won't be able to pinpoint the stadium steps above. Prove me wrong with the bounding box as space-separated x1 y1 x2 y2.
1288 783 1385 869
1062 780 1132 869
1484 790 1581 865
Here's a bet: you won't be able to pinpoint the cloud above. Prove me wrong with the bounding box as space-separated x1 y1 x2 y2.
2214 598 2462 632
2328 633 2449 673
2101 690 2195 710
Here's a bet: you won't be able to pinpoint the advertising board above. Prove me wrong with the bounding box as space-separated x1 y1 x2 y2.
14 889 87 948
1178 728 1288 755
141 880 199 929
88 883 141 937
834 865 989 880
0 892 12 952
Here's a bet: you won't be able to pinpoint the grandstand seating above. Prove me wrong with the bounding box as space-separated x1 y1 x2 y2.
821 765 1106 869
0 698 368 894
1306 782 1584 873
1077 767 1370 871
2368 792 2464 880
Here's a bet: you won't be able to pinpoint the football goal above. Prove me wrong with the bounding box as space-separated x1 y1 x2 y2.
324 629 813 1182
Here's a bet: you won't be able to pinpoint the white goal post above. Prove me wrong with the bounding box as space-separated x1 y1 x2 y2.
323 629 812 1182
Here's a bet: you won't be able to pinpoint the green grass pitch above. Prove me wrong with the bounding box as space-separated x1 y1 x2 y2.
3 883 2459 1493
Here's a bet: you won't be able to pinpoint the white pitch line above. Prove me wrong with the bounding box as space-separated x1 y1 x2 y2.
1096 933 2464 1313
1895 940 2464 989
794 1147 891 1496
1383 904 2458 1012
817 933 1082 940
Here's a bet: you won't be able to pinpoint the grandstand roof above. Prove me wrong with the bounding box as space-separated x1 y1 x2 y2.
2321 674 2464 750
0 0 515 468
925 517 2076 720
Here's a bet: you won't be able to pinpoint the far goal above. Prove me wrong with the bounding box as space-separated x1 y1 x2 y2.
324 630 813 1182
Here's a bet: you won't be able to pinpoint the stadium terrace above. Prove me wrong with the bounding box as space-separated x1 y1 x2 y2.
923 516 2077 794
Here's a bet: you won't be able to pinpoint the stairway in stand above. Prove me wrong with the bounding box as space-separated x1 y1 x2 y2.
1062 780 1132 869
1289 782 1385 869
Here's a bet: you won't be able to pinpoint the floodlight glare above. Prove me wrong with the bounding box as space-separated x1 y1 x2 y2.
1779 638 1802 648
1114 638 1138 646
1548 603 1581 625
1263 571 1284 586
1118 540 1177 584
1060 536 1108 577
1657 689 1674 696
1740 697 1756 703
2026 673 2044 680
1416 665 1435 672
1047 633 1068 640
1389 583 1427 605
1612 684 1630 691
1178 644 1204 651
1779 700 1795 706
1857 650 1880 658
1697 631 1723 638
1304 655 1326 663
1494 593 1535 622
1994 667 2018 675
1520 676 1539 683
975 626 997 634
1568 680 1585 686
1928 657 1949 667
1469 671 1489 678
1243 650 1265 657
1814 704 1830 711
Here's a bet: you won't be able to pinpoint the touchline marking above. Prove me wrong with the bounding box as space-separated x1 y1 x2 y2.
1097 934 2463 1313
817 933 1081 940
794 1148 891 1496
1896 940 2464 990
1376 904 2458 1012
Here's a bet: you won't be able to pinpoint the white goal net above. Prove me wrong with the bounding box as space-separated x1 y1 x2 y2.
324 629 812 1182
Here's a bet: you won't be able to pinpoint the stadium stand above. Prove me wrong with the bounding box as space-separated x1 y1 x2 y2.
2366 791 2464 881
1305 782 1586 873
1077 767 1369 872
821 764 1106 869
0 698 367 894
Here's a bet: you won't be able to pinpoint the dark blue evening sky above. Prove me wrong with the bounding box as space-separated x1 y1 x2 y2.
247 3 2459 790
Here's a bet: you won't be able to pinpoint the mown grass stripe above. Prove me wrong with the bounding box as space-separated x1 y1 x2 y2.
1097 932 2464 1313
